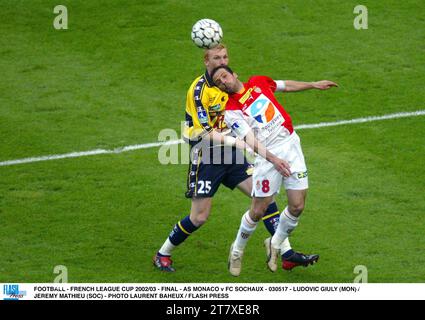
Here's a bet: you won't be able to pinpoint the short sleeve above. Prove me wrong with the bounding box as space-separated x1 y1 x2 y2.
224 110 251 139
250 76 277 92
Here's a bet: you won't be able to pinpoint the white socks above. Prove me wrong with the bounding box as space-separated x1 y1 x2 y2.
234 211 258 252
158 238 176 256
280 237 293 255
271 207 299 250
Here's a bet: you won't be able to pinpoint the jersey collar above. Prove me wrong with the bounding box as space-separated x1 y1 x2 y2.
203 70 215 87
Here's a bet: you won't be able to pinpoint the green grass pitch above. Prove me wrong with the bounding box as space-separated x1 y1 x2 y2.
0 0 424 283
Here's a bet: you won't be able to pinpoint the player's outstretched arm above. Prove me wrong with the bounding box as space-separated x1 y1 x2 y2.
311 80 339 90
281 80 338 92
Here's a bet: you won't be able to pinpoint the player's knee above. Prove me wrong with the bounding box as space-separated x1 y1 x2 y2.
252 205 268 221
190 211 210 227
288 203 305 217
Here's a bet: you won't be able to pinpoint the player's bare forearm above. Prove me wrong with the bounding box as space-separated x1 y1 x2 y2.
203 129 230 145
203 129 246 149
284 80 338 92
242 130 267 160
243 130 291 177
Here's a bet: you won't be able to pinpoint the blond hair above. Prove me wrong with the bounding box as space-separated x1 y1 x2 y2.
204 43 227 61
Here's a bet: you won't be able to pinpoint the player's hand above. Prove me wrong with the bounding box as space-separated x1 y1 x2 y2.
244 145 256 164
313 80 338 90
272 158 291 177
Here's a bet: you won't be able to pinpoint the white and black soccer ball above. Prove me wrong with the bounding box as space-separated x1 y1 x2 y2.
191 19 223 49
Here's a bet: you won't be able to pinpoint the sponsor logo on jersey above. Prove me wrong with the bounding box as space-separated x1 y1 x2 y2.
210 104 222 111
250 98 276 123
297 171 308 179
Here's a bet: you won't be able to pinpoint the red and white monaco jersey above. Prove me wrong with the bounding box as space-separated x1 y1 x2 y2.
225 76 294 147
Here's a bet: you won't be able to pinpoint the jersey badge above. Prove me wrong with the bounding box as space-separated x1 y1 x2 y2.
256 180 261 191
197 108 208 123
239 88 254 104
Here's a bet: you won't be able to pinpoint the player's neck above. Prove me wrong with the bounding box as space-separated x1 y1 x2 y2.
236 81 244 94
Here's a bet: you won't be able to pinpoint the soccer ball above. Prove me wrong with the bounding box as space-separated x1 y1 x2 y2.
191 19 223 49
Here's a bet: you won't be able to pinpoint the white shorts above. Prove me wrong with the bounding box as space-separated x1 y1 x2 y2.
252 132 308 197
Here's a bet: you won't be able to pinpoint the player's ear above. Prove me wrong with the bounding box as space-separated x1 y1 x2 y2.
233 72 238 79
204 50 210 66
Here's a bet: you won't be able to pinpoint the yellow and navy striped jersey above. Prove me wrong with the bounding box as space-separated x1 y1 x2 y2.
183 70 228 144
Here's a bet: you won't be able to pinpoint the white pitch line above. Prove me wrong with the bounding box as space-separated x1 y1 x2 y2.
1 110 424 167
294 110 425 130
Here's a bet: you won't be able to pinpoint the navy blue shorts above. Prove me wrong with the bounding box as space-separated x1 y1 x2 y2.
185 144 252 199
